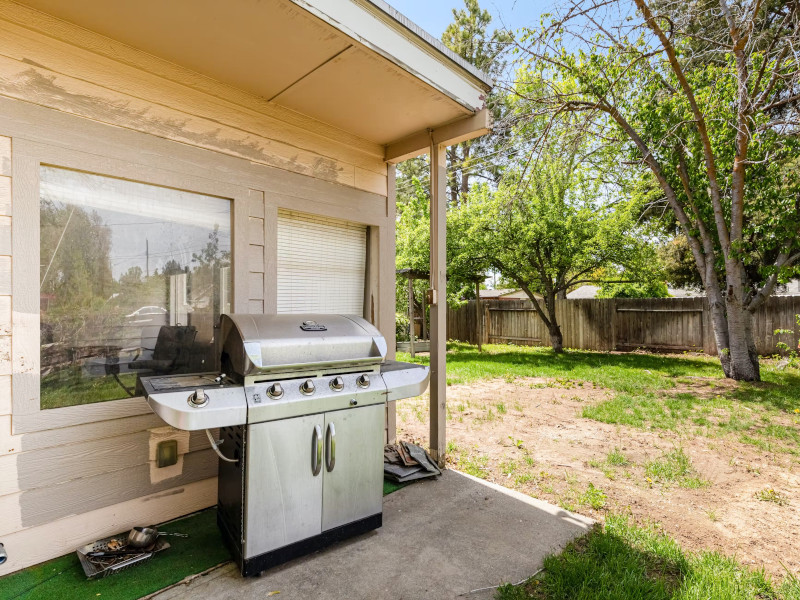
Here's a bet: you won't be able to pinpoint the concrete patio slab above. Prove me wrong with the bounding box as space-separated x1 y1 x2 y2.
151 470 594 600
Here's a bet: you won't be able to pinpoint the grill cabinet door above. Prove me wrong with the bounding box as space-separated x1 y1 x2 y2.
244 414 324 558
321 404 384 532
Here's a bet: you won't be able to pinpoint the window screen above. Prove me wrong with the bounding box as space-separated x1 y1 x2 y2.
277 210 366 315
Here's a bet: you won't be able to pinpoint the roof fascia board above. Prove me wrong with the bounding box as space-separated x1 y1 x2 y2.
385 108 491 163
289 0 490 113
364 0 492 85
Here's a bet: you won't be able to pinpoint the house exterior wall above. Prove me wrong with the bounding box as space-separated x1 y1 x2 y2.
0 0 396 574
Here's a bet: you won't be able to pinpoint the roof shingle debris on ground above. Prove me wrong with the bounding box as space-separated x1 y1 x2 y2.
384 441 441 483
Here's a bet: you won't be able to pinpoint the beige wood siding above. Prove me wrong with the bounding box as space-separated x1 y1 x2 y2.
0 4 396 574
277 211 367 315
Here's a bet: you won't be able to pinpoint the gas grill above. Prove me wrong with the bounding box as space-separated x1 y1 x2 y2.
140 313 429 577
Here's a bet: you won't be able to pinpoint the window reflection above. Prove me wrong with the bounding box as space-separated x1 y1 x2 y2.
39 167 231 409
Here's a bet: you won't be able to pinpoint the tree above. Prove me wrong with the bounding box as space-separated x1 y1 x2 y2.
658 236 703 290
395 0 511 315
395 176 481 318
451 129 651 352
597 280 669 299
515 0 800 379
442 0 513 206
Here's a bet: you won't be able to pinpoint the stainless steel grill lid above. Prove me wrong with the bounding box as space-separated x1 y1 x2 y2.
219 314 388 379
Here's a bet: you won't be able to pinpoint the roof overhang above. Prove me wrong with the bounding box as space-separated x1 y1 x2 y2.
15 0 492 162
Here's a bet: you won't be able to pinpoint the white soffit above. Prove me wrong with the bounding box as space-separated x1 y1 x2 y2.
290 0 491 112
15 0 492 146
273 46 467 143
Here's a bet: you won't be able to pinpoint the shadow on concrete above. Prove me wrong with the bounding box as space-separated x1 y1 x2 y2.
152 470 594 600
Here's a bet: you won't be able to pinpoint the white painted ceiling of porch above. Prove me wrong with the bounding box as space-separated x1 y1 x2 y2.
17 0 474 145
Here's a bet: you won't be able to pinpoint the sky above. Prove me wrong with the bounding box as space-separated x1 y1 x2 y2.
387 0 554 40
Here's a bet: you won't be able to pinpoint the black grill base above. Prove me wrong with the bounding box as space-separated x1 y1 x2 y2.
218 509 382 577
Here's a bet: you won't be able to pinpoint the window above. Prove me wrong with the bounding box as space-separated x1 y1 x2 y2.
276 210 366 314
39 166 231 409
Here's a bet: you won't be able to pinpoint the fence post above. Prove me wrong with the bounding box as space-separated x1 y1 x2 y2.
484 302 490 345
475 281 483 351
611 299 617 351
407 276 415 358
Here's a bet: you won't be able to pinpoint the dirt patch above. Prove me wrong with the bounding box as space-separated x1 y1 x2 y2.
396 377 800 580
671 376 741 399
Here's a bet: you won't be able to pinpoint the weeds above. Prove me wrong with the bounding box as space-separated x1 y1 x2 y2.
588 448 630 481
755 488 789 506
514 473 534 486
644 448 710 488
508 436 524 449
501 460 517 476
607 448 629 466
460 454 490 479
579 483 607 510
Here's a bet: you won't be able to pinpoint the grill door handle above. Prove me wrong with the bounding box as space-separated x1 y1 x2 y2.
312 425 323 476
325 422 336 472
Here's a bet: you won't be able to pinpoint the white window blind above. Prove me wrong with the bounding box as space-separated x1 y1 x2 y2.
277 210 366 315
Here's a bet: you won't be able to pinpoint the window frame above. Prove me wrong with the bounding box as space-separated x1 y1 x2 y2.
12 138 250 434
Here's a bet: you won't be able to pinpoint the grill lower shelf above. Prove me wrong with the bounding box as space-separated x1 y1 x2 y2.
218 509 382 577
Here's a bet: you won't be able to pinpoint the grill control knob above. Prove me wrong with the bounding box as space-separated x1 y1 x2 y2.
300 379 316 395
329 376 344 391
188 388 209 408
356 374 370 389
267 383 284 400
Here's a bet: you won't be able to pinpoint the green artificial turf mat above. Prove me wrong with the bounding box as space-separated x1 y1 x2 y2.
0 508 231 600
2 483 405 599
383 479 407 495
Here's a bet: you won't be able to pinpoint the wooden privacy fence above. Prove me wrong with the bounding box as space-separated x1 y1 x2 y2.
447 296 800 356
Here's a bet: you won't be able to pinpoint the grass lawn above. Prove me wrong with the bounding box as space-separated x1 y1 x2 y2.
399 342 800 455
496 515 800 600
397 342 800 600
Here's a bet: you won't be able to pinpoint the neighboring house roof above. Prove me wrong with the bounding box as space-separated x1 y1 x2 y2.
566 285 703 299
776 280 800 296
566 285 600 299
480 289 525 299
479 289 511 299
667 287 703 298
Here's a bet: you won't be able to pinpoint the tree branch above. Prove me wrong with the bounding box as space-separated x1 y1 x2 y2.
634 0 732 259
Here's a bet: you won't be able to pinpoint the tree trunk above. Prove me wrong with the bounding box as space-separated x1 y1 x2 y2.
519 285 564 353
706 283 760 381
447 146 459 207
549 325 564 353
725 299 760 381
545 294 563 353
460 142 471 202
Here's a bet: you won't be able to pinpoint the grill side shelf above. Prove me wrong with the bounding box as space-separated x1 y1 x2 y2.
380 361 430 402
